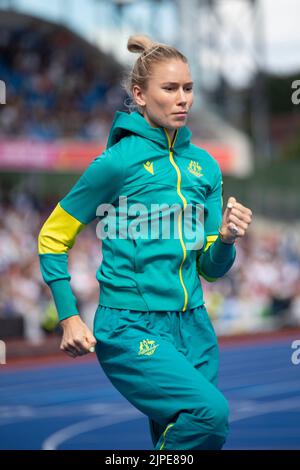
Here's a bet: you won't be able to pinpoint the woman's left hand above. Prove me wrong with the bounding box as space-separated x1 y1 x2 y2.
219 196 252 244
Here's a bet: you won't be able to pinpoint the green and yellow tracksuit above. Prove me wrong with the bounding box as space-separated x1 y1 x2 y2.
38 110 236 450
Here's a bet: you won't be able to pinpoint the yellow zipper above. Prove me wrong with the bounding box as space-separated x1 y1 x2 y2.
164 128 188 312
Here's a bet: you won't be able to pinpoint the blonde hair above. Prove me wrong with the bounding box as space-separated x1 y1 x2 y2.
122 34 188 113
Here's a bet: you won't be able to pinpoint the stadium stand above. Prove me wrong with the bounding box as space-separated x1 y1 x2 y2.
0 11 126 140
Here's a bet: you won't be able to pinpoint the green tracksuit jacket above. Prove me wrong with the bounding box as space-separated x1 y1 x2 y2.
38 110 236 321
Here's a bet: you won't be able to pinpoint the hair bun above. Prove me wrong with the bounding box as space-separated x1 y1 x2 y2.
127 34 157 54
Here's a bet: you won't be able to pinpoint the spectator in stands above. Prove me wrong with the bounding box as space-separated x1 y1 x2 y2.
0 23 126 140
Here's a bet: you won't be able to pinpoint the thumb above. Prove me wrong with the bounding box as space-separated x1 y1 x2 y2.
223 196 236 222
226 196 236 209
84 332 97 353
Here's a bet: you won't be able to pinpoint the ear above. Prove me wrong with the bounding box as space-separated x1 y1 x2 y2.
132 85 146 107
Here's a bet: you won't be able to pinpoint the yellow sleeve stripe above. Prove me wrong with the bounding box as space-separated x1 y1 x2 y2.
38 203 86 254
204 234 218 252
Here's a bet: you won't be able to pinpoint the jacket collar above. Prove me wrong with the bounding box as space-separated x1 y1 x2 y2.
106 110 192 152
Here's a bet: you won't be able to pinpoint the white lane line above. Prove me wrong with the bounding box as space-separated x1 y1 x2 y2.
42 396 300 450
229 396 300 423
42 409 143 450
0 402 115 420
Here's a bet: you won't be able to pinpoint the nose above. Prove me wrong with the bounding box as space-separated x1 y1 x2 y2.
177 87 188 105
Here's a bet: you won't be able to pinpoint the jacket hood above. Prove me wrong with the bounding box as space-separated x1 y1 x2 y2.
106 110 192 152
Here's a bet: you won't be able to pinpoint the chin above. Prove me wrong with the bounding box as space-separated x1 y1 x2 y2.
163 116 188 130
174 120 187 128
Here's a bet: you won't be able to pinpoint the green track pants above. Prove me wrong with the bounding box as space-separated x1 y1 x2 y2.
93 304 229 450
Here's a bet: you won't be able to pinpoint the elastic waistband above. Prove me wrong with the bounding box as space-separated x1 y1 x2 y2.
98 301 205 315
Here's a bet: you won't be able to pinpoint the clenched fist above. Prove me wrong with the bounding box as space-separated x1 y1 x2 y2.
60 315 97 359
219 196 252 244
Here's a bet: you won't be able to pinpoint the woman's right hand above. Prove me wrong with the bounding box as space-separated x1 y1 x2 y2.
60 315 97 358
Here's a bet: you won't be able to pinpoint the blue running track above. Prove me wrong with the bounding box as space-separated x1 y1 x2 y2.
1 336 300 449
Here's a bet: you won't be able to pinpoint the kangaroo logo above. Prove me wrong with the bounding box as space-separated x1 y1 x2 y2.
138 339 159 356
188 160 203 177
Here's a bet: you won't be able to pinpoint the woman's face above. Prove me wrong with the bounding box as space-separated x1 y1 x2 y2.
133 59 194 132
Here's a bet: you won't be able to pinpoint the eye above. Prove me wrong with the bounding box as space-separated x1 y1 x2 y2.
162 86 193 92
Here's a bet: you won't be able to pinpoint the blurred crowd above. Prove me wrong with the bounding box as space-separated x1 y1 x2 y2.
205 225 300 335
0 190 300 343
0 24 126 140
0 190 100 342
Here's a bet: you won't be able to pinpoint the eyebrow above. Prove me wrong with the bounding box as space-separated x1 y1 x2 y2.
161 81 194 86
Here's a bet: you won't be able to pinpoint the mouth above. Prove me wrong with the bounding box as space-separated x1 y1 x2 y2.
173 111 188 117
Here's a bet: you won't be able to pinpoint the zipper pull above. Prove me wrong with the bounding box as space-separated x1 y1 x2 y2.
170 147 174 153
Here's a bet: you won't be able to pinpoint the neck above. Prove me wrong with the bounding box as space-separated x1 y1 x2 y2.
140 111 176 143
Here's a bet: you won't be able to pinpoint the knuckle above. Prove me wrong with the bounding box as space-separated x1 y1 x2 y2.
241 214 250 223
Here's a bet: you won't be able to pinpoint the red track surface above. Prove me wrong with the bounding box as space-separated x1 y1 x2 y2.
3 327 300 369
